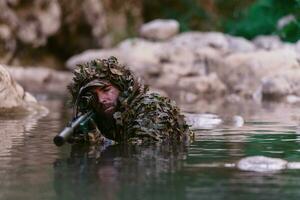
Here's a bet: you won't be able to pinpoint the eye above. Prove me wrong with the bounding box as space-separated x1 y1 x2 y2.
102 86 111 92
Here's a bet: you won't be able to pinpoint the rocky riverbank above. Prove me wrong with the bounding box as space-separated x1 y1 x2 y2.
2 19 300 114
67 19 300 106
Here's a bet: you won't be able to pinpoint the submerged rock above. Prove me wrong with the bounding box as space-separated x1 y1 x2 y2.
184 113 222 129
237 156 288 172
184 113 244 130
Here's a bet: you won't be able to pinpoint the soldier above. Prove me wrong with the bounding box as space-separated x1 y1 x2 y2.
68 56 190 145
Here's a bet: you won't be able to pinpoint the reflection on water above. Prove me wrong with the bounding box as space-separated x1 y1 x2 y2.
1 97 300 200
54 143 187 200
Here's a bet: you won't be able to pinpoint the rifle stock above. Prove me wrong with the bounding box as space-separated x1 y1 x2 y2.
53 111 95 146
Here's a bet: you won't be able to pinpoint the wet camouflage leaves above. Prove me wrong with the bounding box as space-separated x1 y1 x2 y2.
68 56 144 111
68 56 190 144
122 93 189 144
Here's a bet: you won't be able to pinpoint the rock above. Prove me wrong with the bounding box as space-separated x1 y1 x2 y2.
225 94 242 103
67 38 163 76
170 32 229 51
261 67 300 100
180 92 198 103
295 40 300 53
154 73 179 89
117 38 163 74
221 49 300 99
184 113 222 130
139 19 179 41
226 35 256 52
0 64 37 110
66 32 229 100
1 0 61 47
7 66 72 94
0 0 61 66
237 156 288 172
177 73 226 98
161 62 205 77
0 0 143 67
277 14 296 30
286 95 300 104
261 76 292 99
66 49 120 70
82 0 107 45
253 35 283 50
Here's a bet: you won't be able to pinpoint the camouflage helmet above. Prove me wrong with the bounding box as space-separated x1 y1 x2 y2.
68 56 146 112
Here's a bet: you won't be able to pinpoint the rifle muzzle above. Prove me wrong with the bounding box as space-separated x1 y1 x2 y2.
53 127 73 146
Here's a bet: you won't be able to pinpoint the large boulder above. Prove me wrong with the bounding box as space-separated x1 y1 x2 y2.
139 19 179 41
0 65 37 110
218 49 300 99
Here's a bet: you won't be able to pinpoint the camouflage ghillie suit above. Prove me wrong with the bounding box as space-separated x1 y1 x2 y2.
68 56 190 144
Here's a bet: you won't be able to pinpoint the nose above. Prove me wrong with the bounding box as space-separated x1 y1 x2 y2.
96 90 109 105
98 96 108 104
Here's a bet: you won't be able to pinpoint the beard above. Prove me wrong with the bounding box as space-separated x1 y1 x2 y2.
93 101 117 119
92 101 120 141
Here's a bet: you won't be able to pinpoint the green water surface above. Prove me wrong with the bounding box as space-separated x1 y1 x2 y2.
1 98 300 200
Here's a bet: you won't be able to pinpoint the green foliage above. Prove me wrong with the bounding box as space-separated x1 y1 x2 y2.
142 0 254 32
278 20 300 42
143 0 205 32
225 0 300 42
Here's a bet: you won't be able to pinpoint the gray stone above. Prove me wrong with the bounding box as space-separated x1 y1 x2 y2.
171 32 229 51
66 49 120 70
237 156 288 172
261 76 292 98
7 66 72 94
221 49 300 99
253 35 283 50
286 95 300 104
139 19 179 41
277 14 296 30
295 40 300 53
184 113 222 130
117 38 163 74
178 73 226 97
226 35 256 52
0 64 37 110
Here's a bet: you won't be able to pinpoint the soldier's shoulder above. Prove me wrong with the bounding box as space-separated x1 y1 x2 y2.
131 92 184 124
126 91 191 143
138 92 179 109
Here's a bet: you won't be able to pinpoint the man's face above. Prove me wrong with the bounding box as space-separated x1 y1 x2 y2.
90 83 120 117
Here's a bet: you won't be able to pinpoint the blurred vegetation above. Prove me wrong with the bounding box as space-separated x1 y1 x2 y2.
143 0 300 42
225 0 300 42
143 0 255 32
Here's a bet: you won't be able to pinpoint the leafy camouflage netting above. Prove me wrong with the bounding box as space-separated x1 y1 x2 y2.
68 56 190 144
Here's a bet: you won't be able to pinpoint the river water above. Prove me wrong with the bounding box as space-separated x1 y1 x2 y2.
1 95 300 200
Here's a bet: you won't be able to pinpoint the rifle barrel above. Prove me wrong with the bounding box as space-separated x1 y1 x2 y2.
53 111 93 146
